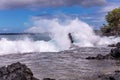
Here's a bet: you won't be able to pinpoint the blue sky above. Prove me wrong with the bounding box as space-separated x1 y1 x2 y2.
0 0 120 33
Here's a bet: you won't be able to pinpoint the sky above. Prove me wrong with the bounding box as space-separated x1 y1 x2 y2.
0 0 120 33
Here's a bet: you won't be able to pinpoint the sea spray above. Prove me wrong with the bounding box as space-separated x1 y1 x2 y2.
28 18 120 47
0 18 120 54
0 38 58 54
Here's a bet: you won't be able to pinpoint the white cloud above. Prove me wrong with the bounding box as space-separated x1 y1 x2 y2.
100 2 120 13
26 26 46 33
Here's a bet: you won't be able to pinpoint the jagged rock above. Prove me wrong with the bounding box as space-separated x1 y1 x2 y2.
0 62 39 80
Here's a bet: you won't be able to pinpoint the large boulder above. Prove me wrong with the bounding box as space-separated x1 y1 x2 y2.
0 62 39 80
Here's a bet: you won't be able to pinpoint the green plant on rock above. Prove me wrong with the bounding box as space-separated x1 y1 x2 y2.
101 7 120 36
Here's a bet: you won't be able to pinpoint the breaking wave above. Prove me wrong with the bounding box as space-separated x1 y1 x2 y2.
0 18 120 54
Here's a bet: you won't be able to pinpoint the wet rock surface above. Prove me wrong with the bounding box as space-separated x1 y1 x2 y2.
86 42 120 60
0 62 39 80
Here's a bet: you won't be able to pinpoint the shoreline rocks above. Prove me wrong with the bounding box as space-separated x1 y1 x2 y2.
0 62 39 80
0 62 56 80
86 42 120 60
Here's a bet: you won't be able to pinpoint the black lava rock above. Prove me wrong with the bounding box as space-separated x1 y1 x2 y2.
0 62 39 80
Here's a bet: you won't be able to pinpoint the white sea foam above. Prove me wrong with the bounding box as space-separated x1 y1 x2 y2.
0 18 120 54
0 38 58 54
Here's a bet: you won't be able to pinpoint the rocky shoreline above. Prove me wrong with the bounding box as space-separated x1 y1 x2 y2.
0 42 120 80
0 62 56 80
86 42 120 80
86 42 120 60
0 62 39 80
3 61 118 80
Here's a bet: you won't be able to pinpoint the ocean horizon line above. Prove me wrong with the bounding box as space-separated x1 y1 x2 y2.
0 33 48 35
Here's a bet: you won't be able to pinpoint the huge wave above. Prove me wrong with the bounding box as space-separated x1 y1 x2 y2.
0 18 120 55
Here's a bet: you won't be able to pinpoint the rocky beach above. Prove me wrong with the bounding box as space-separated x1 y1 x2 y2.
0 45 120 80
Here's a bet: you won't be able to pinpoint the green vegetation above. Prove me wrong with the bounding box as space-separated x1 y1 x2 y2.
101 7 120 36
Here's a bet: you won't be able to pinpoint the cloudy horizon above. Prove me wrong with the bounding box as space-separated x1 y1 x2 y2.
0 0 119 33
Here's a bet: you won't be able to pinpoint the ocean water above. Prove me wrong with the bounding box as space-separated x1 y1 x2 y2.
0 33 51 41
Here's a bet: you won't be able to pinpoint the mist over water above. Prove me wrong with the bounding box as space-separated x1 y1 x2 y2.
0 18 120 54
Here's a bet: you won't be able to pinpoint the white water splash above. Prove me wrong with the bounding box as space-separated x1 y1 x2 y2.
0 18 120 54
